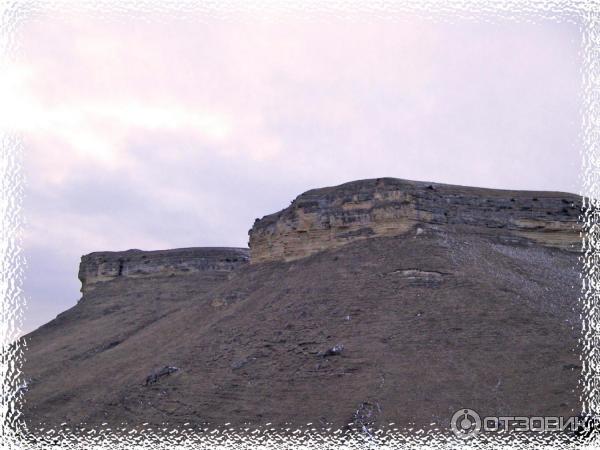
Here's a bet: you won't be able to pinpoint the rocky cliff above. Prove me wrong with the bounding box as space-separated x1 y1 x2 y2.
78 247 249 293
249 178 581 263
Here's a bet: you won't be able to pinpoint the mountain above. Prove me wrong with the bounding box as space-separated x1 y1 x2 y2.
18 178 583 435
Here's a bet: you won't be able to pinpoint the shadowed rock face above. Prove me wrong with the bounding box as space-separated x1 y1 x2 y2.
79 247 249 293
19 178 584 435
249 178 581 263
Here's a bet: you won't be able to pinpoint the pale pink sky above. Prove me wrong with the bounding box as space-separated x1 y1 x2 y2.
4 8 582 334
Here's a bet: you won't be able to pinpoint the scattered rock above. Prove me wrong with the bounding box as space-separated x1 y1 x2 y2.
231 357 256 370
144 366 179 386
349 401 381 437
391 269 444 280
211 298 227 308
320 344 344 357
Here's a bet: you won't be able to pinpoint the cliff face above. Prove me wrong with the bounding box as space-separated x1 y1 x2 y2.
78 247 249 293
249 178 581 263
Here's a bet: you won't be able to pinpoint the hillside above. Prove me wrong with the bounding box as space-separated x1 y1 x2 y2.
18 178 583 434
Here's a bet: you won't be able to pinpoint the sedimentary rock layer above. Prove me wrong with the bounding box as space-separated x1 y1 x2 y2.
78 247 249 293
249 178 581 263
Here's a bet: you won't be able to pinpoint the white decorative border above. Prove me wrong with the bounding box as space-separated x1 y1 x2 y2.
580 0 600 447
0 1 598 448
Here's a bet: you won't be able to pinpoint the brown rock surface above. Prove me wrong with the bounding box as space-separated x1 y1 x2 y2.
18 178 584 435
249 178 581 263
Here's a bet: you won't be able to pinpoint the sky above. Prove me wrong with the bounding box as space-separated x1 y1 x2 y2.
2 7 583 334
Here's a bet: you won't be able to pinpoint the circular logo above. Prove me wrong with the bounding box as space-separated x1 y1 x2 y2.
451 408 482 439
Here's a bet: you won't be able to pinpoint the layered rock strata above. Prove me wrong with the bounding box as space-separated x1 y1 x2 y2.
78 247 249 293
249 178 581 263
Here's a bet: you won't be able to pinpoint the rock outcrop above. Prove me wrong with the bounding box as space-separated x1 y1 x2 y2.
249 178 581 263
78 247 249 293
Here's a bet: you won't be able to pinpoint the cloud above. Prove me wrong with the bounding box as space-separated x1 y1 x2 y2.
8 12 582 334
